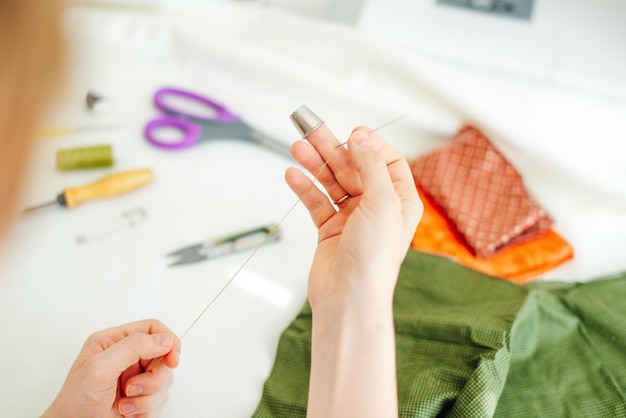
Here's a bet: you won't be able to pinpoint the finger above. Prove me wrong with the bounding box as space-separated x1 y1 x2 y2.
349 129 423 236
90 331 177 381
291 141 350 205
84 319 176 353
123 362 174 398
350 126 403 165
81 319 180 366
351 127 420 204
285 167 336 230
361 129 423 231
118 357 174 417
387 156 423 235
119 362 143 396
301 122 363 200
144 338 181 370
117 390 169 417
348 131 397 207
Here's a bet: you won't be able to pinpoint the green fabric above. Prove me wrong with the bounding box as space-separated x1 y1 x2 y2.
252 250 626 417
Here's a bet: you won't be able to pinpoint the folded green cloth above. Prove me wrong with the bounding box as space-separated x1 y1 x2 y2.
253 250 626 418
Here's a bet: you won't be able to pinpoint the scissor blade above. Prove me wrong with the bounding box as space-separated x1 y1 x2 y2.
168 253 209 267
166 243 207 258
167 241 237 267
198 120 254 141
166 224 281 267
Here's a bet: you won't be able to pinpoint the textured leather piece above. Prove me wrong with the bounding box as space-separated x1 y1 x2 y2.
411 185 574 282
410 125 552 258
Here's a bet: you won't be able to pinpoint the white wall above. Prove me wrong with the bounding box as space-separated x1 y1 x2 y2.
80 0 365 22
264 0 366 22
260 0 333 19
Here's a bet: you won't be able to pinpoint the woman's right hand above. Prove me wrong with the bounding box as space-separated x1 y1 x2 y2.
286 120 422 418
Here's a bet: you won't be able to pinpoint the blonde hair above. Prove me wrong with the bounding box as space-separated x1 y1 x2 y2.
0 0 66 238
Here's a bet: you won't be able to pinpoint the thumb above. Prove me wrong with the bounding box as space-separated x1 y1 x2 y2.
94 332 176 377
348 130 392 198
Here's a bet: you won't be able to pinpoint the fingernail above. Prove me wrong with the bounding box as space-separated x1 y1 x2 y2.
158 333 174 346
354 131 369 145
126 384 143 397
118 402 135 415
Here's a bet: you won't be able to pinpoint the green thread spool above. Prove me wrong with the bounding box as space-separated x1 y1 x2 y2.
55 144 114 171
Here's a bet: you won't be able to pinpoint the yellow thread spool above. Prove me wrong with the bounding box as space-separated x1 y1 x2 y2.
55 145 114 171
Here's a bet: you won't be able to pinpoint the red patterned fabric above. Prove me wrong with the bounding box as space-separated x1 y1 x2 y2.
410 125 552 258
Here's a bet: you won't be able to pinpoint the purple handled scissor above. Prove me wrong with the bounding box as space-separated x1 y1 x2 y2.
144 87 291 158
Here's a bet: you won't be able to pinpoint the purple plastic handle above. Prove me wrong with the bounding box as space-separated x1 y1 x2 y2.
145 87 241 150
153 87 239 122
144 116 202 150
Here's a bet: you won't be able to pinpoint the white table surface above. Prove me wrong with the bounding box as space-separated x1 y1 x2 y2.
1 3 625 417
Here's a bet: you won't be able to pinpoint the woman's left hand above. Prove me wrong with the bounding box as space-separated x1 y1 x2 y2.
41 319 180 418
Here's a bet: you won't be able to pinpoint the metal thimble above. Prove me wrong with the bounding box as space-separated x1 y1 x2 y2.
290 105 324 138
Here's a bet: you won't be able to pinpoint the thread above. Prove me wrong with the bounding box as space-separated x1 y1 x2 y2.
147 113 410 371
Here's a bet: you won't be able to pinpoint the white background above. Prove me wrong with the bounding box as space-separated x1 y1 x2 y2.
0 1 625 417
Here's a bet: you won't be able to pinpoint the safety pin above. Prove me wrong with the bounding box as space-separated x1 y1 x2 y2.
76 207 147 244
166 223 281 267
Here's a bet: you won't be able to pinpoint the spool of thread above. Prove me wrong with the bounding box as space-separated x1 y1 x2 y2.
55 144 114 171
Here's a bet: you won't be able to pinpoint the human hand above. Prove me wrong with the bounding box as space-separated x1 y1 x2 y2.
285 122 423 315
41 319 180 418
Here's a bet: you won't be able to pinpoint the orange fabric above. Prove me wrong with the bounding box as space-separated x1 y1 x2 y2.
411 186 574 283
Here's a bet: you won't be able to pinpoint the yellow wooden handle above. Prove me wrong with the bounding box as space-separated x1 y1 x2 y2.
64 168 154 208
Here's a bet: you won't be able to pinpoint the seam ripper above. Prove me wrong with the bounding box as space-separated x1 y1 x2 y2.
23 168 154 213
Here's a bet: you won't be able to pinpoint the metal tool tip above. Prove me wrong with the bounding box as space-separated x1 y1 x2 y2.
290 105 324 138
22 200 57 214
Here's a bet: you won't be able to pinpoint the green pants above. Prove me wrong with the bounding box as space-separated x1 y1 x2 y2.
253 250 626 418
